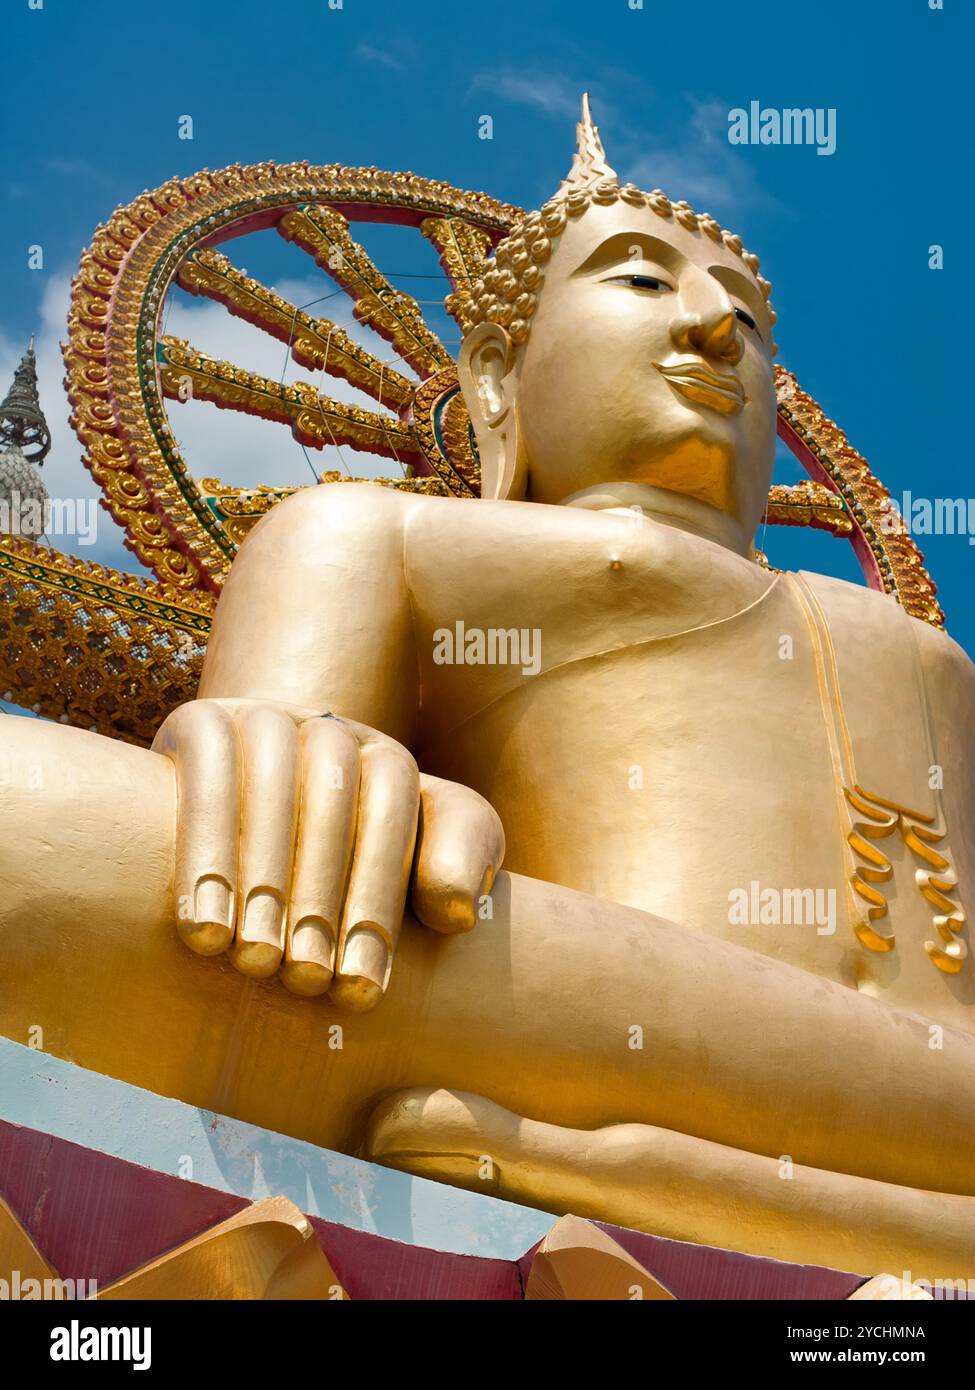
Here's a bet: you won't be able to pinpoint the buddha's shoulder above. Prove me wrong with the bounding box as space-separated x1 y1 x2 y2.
250 485 606 581
250 479 438 557
797 568 975 687
269 485 703 552
275 487 619 551
266 479 501 535
266 479 418 530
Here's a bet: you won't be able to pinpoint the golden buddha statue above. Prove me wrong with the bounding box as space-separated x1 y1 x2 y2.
2 98 974 1278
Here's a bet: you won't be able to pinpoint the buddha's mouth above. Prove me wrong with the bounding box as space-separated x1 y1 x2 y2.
653 360 746 416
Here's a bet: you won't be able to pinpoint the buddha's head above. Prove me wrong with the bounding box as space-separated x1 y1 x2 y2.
454 96 778 555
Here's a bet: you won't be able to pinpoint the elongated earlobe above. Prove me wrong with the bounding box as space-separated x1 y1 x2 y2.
457 322 527 501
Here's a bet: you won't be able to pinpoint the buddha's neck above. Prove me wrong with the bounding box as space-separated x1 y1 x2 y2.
559 482 753 558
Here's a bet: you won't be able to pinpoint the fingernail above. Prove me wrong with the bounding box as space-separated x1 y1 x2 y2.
195 876 233 928
181 877 233 955
241 889 285 944
332 925 388 1012
282 916 335 997
233 889 285 977
291 916 336 968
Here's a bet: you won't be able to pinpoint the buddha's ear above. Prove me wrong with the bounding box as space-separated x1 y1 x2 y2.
458 321 527 501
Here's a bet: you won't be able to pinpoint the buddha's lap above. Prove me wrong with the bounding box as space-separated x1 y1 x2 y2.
2 715 975 1190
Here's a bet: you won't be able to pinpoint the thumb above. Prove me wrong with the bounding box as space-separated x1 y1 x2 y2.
411 774 505 934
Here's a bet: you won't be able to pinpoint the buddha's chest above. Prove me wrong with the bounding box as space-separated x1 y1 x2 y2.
417 566 974 1027
424 589 835 890
412 509 775 733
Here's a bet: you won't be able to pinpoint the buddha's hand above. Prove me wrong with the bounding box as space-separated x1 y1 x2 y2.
152 698 504 1012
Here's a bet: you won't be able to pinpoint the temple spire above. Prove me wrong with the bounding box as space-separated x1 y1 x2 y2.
0 339 50 542
0 338 51 465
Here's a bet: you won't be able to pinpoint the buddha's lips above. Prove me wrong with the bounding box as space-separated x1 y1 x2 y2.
653 360 747 416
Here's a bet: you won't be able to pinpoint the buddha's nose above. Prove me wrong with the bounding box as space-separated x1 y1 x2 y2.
670 307 743 366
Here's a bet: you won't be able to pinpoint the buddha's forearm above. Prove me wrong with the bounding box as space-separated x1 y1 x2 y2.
0 716 972 1197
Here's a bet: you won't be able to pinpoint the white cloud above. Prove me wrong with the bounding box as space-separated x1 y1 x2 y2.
625 96 776 221
471 68 583 121
353 42 406 73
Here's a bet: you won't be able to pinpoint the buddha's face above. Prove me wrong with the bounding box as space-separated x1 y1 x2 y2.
462 200 778 546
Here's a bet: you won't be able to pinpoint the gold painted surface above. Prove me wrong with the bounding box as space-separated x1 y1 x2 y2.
451 93 776 349
97 1197 346 1301
776 369 943 627
523 1214 676 1300
3 720 975 1273
59 141 939 630
421 215 494 301
790 569 963 972
843 786 967 972
0 1194 347 1300
0 1197 59 1287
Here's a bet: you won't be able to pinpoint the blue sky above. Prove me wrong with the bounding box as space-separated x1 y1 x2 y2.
3 0 972 649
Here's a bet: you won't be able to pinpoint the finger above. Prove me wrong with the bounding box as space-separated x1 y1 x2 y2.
331 738 420 1013
232 704 300 978
412 774 505 934
152 700 240 957
282 717 361 997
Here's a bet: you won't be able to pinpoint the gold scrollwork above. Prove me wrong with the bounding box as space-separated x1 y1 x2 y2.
776 369 943 629
845 786 967 972
279 205 454 378
0 534 212 744
63 161 520 594
159 337 422 463
177 249 414 410
766 480 853 537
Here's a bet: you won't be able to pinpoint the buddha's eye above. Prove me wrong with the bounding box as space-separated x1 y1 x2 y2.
734 306 758 332
605 273 675 293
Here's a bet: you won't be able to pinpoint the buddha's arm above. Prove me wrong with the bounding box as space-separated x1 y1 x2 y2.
152 483 505 1006
198 482 419 738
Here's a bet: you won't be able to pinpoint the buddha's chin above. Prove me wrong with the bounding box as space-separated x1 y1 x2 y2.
533 415 758 519
628 443 738 515
560 478 753 556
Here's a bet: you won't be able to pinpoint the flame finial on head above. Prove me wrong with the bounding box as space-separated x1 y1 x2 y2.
560 92 618 192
